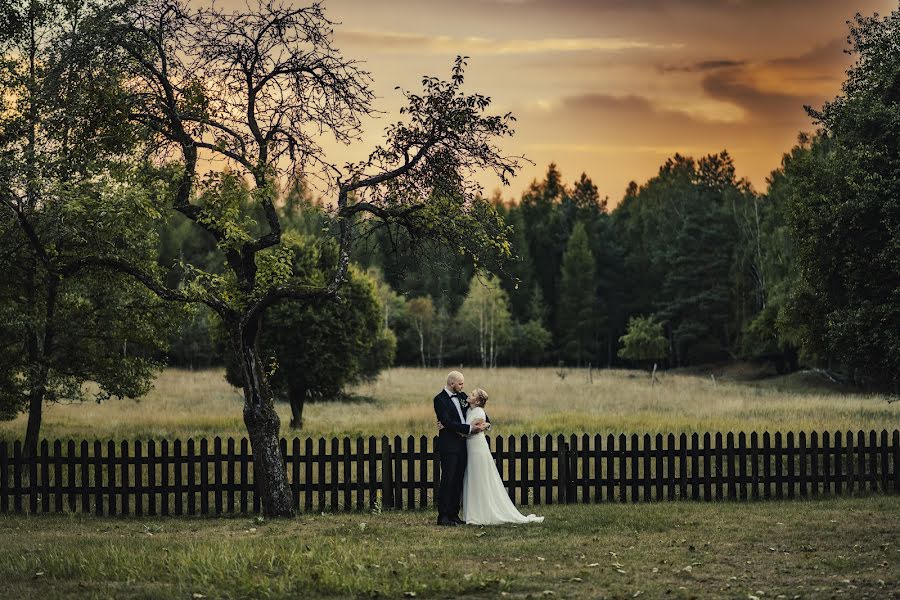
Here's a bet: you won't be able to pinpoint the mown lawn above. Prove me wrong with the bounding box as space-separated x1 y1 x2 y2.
1 496 897 599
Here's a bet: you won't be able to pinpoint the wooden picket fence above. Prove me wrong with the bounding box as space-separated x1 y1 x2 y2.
1 430 898 516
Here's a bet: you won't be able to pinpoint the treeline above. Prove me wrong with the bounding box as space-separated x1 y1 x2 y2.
166 125 896 396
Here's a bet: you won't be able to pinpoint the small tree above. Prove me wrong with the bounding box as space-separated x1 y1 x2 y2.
618 316 668 370
512 319 551 366
458 275 512 368
227 265 395 430
0 0 176 457
407 297 435 368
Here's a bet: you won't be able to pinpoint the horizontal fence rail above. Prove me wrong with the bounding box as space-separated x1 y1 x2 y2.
0 430 897 516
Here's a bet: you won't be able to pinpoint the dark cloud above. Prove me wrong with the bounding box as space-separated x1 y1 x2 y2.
658 59 748 73
699 38 849 123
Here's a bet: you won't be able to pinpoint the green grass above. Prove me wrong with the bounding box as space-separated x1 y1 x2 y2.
1 496 897 599
0 367 896 442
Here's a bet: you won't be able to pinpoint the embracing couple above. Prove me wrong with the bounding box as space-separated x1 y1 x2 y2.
433 371 544 527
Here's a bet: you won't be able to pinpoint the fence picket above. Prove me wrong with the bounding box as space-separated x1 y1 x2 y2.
306 438 315 512
786 432 795 500
798 432 807 498
750 432 759 500
382 437 393 510
214 437 223 516
606 434 615 504
93 440 102 516
508 435 517 504
332 437 341 513
738 433 747 501
810 432 819 497
174 440 183 516
150 440 159 516
642 433 651 503
619 433 628 503
667 433 676 502
349 437 358 512
657 434 666 502
13 441 23 513
54 440 64 513
106 440 116 516
40 440 49 513
419 436 428 509
727 433 736 500
0 442 7 514
857 430 866 493
690 433 699 501
533 434 542 505
135 440 143 516
157 440 165 516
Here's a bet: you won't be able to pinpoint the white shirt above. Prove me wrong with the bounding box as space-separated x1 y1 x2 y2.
444 387 471 434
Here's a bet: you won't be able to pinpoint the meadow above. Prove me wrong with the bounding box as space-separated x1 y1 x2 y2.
0 366 896 442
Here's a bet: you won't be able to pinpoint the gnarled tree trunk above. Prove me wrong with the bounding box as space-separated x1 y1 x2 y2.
287 379 308 430
230 318 293 517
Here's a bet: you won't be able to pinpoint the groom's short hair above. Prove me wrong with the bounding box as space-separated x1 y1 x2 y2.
447 371 464 385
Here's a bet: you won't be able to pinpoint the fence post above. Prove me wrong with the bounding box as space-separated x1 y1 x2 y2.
382 437 393 510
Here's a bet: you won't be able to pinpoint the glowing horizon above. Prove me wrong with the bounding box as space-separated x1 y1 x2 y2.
207 0 896 205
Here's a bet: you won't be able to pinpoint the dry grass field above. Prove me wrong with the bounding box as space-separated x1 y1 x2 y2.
0 366 896 442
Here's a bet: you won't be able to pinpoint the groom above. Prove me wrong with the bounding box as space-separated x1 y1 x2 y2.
433 371 489 526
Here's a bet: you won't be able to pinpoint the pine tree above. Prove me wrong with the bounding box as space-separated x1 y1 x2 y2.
557 222 598 365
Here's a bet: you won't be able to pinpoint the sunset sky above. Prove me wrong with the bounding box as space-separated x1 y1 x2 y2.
226 0 896 205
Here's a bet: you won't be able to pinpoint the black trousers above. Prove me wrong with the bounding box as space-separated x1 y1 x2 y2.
437 448 467 519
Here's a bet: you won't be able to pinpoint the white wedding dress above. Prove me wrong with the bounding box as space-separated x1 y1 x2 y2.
462 407 545 525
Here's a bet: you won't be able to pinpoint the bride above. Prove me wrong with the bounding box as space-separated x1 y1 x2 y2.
462 388 544 525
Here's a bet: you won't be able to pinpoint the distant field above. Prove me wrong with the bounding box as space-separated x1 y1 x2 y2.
0 367 896 442
1 496 897 599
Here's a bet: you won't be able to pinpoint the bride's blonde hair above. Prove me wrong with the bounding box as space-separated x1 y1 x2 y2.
471 388 488 406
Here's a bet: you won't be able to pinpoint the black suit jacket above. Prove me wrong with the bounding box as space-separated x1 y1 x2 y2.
433 390 490 453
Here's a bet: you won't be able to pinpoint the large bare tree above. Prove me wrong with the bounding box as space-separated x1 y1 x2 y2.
73 0 523 516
